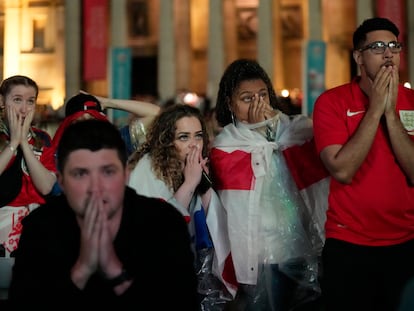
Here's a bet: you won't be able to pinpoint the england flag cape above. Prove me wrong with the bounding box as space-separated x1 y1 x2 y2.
210 113 329 288
128 154 238 297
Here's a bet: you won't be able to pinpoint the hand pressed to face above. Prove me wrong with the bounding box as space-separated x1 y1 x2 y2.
370 65 394 114
355 30 400 114
230 79 276 124
174 116 207 186
59 149 127 280
385 66 398 113
78 191 121 278
3 85 36 145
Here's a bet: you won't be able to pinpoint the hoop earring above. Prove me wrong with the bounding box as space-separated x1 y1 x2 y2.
230 111 236 126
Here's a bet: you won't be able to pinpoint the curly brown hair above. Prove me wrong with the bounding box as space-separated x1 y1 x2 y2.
215 59 280 127
128 104 210 192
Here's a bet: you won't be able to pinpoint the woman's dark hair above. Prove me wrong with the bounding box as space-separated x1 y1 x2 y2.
57 119 127 171
128 104 209 192
215 58 280 127
0 75 39 98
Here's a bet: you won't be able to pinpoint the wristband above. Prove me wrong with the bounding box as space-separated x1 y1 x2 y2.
106 269 132 287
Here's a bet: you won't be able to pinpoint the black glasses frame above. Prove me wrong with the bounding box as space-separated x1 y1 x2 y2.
358 41 403 54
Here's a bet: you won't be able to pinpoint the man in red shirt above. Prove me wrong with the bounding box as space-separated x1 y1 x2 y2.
313 17 414 311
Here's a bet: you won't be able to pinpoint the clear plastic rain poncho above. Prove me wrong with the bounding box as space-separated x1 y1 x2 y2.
210 112 329 310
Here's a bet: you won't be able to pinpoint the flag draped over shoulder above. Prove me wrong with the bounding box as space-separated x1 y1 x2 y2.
282 139 330 253
204 194 238 297
210 114 329 288
128 154 238 297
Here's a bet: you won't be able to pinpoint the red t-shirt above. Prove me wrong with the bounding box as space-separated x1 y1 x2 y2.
313 77 414 246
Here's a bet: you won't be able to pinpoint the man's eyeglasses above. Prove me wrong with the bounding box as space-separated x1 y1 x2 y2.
358 41 403 54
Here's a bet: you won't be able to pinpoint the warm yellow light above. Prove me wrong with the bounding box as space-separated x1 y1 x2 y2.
281 89 290 97
51 93 65 110
182 92 199 106
4 7 21 76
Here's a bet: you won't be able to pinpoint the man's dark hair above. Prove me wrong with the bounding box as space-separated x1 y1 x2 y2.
353 17 400 50
56 119 127 171
65 93 103 117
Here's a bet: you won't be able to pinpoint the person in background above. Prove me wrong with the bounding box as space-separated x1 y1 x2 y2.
52 92 160 157
94 93 160 155
313 17 414 311
8 119 198 309
127 104 236 310
204 107 223 148
210 59 328 311
48 92 160 195
0 75 56 258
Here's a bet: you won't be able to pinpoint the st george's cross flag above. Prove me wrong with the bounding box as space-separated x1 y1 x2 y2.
209 119 329 286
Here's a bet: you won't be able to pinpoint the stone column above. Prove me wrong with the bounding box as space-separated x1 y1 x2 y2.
257 0 274 80
63 0 81 100
109 0 129 124
356 0 373 25
222 0 238 64
4 0 22 77
308 0 322 40
174 0 191 92
354 2 386 79
111 0 127 47
275 0 284 90
158 0 175 103
207 0 225 106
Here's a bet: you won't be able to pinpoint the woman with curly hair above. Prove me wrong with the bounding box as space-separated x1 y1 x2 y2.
128 103 211 215
128 104 236 309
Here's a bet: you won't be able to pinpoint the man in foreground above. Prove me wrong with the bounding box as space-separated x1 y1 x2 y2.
8 119 198 310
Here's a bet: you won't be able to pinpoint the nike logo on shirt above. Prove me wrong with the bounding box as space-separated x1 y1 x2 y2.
347 109 365 117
